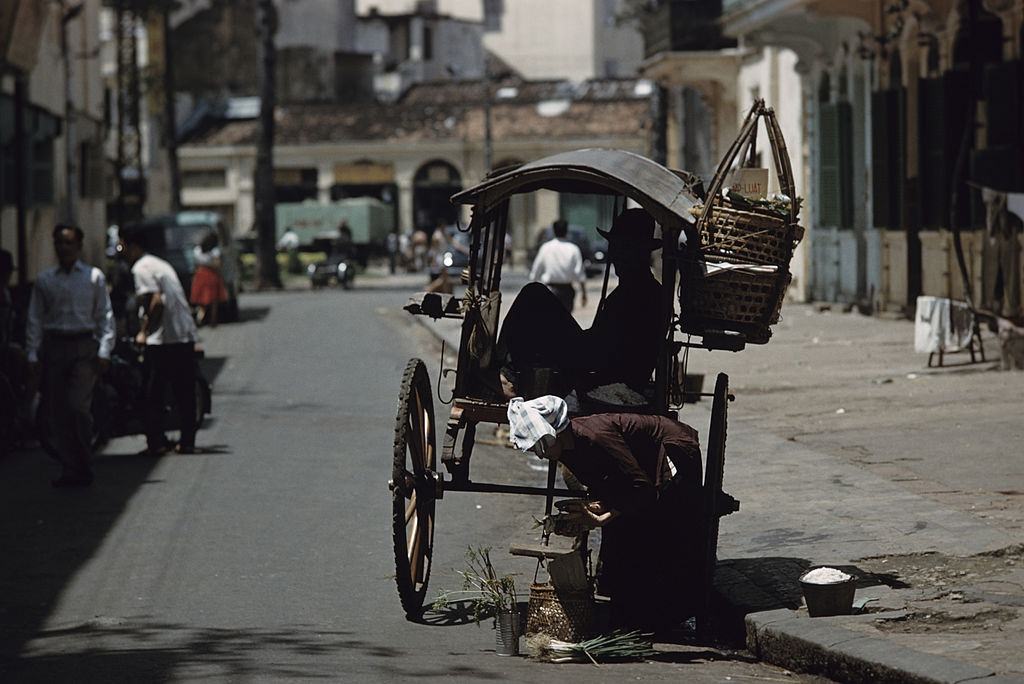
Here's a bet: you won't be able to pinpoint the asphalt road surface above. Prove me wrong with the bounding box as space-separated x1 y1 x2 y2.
0 284 824 682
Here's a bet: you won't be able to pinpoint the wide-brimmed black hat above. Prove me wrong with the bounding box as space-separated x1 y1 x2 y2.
596 208 661 251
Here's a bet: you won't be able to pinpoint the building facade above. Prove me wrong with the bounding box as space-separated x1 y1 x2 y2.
357 0 646 80
722 0 1024 316
1 0 108 281
175 78 653 253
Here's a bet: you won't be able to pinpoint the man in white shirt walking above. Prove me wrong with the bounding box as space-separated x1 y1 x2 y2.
26 225 115 487
529 219 587 312
120 227 200 456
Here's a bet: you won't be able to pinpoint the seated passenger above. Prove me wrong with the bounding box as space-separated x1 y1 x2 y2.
507 395 703 631
498 208 664 393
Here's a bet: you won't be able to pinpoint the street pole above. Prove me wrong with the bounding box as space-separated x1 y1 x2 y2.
163 4 181 212
254 0 282 289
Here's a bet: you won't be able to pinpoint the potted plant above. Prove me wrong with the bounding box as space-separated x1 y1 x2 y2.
434 547 521 655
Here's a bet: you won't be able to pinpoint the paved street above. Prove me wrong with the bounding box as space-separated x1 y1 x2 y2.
0 279 817 682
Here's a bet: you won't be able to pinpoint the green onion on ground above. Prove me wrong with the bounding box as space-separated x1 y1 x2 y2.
526 630 657 664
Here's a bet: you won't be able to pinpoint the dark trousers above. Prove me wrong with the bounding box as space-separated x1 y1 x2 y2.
143 343 197 450
598 476 702 632
41 336 98 476
499 282 592 372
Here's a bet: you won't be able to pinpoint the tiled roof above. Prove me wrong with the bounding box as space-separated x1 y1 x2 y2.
183 78 652 147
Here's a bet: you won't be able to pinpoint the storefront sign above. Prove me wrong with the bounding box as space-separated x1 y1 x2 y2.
334 161 394 185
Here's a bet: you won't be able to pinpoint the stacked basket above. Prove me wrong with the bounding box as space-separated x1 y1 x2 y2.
678 100 804 344
525 583 594 642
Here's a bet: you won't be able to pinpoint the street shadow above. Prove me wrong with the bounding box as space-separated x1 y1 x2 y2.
2 619 502 681
235 306 270 324
0 448 164 667
199 355 228 385
416 599 489 627
648 647 759 665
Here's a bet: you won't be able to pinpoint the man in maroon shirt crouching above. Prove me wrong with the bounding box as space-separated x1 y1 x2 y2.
507 396 703 632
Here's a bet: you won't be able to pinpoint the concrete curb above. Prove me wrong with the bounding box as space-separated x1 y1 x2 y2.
742 607 1010 684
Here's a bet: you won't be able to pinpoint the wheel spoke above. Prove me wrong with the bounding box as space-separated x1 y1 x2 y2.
408 514 422 581
405 491 417 522
412 391 428 468
407 413 424 471
421 403 433 468
413 511 430 585
406 418 423 469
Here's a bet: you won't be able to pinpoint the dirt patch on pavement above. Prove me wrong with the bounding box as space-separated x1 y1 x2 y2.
856 545 1024 635
858 544 1023 592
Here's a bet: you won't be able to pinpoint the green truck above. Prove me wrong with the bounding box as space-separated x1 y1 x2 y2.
275 197 395 253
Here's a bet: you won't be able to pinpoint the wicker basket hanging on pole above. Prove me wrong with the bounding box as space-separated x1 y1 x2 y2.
679 99 804 344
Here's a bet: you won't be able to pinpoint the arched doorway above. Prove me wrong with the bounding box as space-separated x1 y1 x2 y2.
412 160 462 231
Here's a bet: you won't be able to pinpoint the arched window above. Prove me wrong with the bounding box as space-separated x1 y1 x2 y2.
412 160 462 231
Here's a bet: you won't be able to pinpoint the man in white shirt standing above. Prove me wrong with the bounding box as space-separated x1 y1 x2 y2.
26 225 115 487
120 227 199 456
529 219 587 312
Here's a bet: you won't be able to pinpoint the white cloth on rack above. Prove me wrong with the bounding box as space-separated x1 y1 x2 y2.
914 296 975 354
704 260 779 277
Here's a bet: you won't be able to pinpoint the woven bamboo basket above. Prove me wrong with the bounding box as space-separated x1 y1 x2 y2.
701 201 799 267
525 583 594 642
679 267 792 344
681 99 801 344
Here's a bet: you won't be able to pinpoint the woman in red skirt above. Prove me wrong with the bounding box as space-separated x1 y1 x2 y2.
191 231 228 327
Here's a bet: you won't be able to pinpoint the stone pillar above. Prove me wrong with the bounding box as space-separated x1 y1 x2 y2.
317 161 333 204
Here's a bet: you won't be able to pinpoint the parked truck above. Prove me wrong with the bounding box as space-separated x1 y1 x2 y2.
275 197 395 264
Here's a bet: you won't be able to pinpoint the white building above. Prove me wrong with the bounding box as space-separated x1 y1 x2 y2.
357 0 646 80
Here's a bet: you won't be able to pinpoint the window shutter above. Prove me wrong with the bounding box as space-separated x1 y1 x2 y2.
837 101 854 229
818 103 840 227
871 91 891 228
945 69 973 227
918 77 948 228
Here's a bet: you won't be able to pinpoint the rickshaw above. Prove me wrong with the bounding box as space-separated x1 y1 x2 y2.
390 148 750 629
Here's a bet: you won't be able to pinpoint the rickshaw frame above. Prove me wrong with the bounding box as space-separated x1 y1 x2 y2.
392 148 741 630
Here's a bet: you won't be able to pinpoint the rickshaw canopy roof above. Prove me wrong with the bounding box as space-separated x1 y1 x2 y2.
451 148 699 228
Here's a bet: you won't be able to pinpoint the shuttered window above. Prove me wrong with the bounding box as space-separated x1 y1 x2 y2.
818 102 853 228
919 77 947 229
871 89 904 229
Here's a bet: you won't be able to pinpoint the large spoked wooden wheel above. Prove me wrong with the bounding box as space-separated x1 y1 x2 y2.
391 358 437 618
697 372 729 634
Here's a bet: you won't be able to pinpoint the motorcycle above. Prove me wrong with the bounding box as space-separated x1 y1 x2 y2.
93 337 211 448
37 337 211 455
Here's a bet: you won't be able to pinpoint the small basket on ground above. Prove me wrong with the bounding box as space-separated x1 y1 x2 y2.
679 99 803 344
525 583 594 642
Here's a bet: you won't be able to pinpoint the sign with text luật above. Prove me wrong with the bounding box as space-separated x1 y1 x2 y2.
727 168 769 200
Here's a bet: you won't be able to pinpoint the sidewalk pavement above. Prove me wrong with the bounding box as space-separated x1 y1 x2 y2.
392 270 1023 684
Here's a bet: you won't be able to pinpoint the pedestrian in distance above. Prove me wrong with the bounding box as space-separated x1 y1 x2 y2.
276 227 302 275
119 227 199 456
190 230 229 328
25 225 115 487
529 218 587 312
